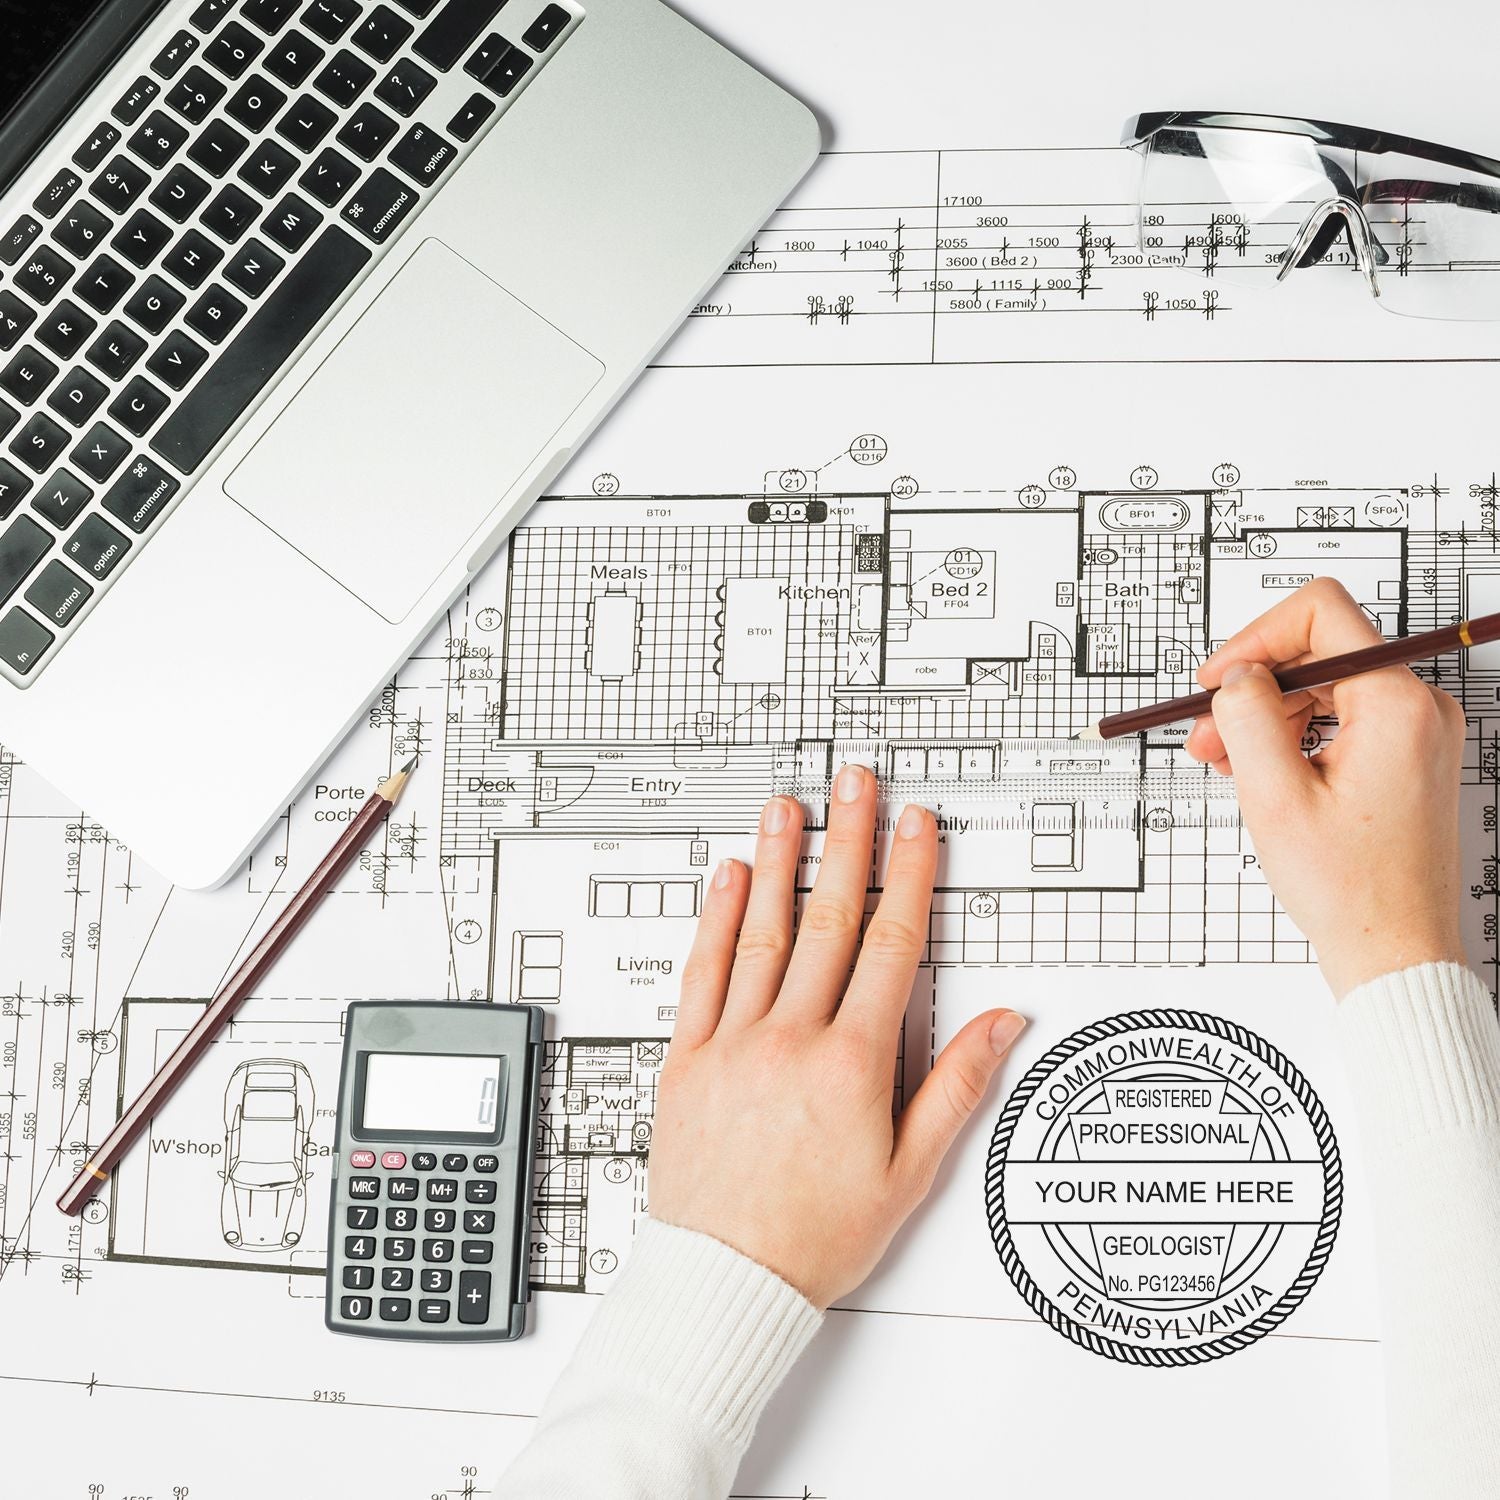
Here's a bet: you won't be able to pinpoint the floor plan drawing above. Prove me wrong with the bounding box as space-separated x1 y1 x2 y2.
6 0 1500 1489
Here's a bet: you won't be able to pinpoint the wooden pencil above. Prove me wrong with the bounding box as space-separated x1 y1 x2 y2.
55 758 417 1217
1080 612 1500 741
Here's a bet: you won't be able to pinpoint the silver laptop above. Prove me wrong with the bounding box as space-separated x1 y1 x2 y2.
0 0 818 885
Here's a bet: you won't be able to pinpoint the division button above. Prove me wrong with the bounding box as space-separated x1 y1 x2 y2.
465 1179 497 1203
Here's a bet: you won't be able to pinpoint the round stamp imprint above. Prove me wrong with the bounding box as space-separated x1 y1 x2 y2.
985 1009 1342 1366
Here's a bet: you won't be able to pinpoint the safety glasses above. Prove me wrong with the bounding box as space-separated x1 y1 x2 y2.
1122 111 1500 320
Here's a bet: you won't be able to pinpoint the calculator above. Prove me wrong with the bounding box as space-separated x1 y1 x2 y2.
325 1001 544 1341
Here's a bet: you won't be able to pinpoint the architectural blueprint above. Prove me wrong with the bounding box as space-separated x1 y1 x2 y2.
7 0 1500 1494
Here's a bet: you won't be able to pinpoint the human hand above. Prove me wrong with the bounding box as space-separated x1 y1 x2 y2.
647 764 1026 1309
1186 577 1467 998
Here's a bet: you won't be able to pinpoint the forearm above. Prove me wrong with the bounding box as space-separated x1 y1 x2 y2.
1336 961 1500 1499
499 1218 822 1500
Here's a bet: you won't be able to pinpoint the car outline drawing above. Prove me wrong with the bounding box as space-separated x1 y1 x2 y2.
219 1058 314 1252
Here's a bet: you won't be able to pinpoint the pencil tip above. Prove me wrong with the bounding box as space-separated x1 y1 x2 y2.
400 755 418 775
1075 723 1104 743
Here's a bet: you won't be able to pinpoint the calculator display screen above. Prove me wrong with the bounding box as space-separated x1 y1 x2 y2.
360 1053 505 1136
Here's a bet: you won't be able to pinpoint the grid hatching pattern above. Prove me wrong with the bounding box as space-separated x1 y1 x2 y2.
503 524 854 743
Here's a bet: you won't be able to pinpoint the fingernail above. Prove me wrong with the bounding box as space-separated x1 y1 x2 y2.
713 859 736 889
989 1011 1027 1055
1220 661 1255 687
897 803 928 839
761 798 789 835
835 763 868 803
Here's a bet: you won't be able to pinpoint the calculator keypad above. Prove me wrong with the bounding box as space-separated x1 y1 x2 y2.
332 1142 503 1334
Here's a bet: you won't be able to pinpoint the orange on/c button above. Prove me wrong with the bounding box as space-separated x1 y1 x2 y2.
349 1150 376 1169
381 1151 407 1170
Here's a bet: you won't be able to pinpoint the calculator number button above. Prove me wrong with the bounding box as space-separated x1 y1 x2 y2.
424 1208 455 1233
423 1238 454 1262
382 1266 413 1291
344 1235 375 1259
384 1236 415 1261
346 1204 377 1229
340 1295 372 1320
342 1264 374 1289
385 1206 417 1231
421 1268 451 1293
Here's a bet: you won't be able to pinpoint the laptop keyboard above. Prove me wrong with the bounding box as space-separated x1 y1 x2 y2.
0 0 579 683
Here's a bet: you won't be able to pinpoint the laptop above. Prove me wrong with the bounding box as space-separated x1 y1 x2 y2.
0 0 819 886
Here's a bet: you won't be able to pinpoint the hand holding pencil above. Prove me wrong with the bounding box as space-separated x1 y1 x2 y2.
1182 578 1468 997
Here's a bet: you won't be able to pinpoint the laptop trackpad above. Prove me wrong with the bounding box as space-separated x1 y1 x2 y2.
225 238 604 623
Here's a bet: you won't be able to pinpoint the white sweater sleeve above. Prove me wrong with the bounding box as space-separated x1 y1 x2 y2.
499 1217 823 1499
1335 961 1500 1499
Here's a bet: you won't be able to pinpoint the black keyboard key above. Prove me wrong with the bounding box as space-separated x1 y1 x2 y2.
23 560 91 630
75 255 135 313
111 77 161 125
238 139 300 196
123 275 186 335
0 215 41 266
264 29 326 87
108 376 171 436
186 283 247 342
261 192 323 251
378 1296 410 1322
462 1209 494 1233
0 347 58 405
299 147 360 205
342 166 417 243
70 420 132 481
344 1232 375 1257
418 1298 449 1322
314 48 375 107
33 169 81 220
414 0 503 70
426 1176 457 1201
162 229 224 290
336 101 398 160
342 1261 374 1286
422 1237 454 1261
457 1269 489 1324
54 202 111 260
481 42 531 97
522 3 569 51
244 0 301 32
464 1178 496 1203
151 225 369 472
460 1239 492 1263
351 4 413 61
347 1204 377 1229
394 0 438 14
188 119 251 178
389 123 455 185
0 607 52 675
189 0 236 30
35 302 97 361
373 59 435 116
0 294 35 351
385 1204 417 1231
88 156 151 213
65 512 131 579
72 123 122 173
464 32 510 80
14 246 75 306
9 413 69 472
339 1294 371 1320
424 1207 455 1231
470 1154 498 1171
102 454 180 532
384 1236 415 1261
126 110 190 170
303 0 363 43
112 209 175 268
46 367 109 427
84 322 148 381
31 467 93 527
147 328 210 388
447 92 493 142
151 163 213 223
202 183 262 242
0 514 50 604
412 1152 437 1172
387 1176 419 1200
0 402 15 443
151 29 201 79
223 238 286 297
225 74 289 132
381 1265 413 1290
420 1267 450 1292
165 66 227 125
0 458 31 517
277 95 337 152
205 20 265 79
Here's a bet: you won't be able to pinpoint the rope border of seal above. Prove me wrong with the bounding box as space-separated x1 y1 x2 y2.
984 1008 1343 1367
